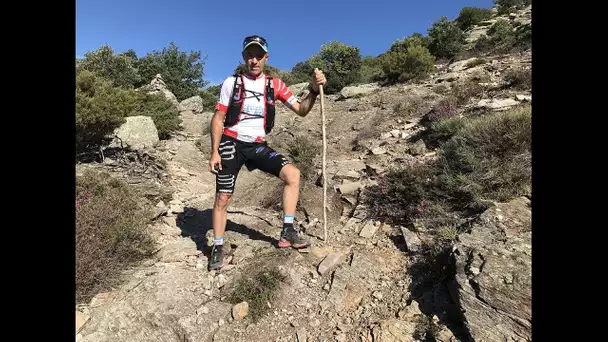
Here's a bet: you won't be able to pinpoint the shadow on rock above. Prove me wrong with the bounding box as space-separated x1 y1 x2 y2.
405 241 472 342
176 207 279 256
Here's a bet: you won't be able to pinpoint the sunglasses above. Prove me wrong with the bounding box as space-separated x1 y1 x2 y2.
243 35 268 51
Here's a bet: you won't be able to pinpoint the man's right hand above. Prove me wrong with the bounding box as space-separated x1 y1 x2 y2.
209 153 222 174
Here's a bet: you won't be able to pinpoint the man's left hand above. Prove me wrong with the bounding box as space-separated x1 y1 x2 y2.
311 68 327 92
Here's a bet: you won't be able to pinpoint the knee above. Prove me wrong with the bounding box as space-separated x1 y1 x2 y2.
214 193 232 211
284 166 301 186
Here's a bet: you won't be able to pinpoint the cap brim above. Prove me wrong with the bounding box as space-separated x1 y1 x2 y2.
242 41 268 53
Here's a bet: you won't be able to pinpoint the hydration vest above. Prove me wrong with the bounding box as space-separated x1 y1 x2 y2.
224 73 276 134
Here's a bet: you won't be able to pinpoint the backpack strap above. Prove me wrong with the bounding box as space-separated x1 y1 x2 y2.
227 73 242 107
265 76 274 101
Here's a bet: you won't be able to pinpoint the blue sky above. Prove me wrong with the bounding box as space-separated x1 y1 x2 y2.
76 0 494 86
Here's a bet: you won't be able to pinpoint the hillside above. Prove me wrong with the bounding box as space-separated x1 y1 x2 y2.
76 2 532 341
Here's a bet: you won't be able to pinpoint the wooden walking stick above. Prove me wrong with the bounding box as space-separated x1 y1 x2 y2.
318 76 327 242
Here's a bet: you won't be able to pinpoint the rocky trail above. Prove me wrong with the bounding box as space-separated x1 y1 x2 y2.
76 7 532 340
76 102 426 341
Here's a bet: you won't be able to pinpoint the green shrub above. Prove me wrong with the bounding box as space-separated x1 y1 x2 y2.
456 7 493 31
76 69 180 151
437 105 531 208
364 105 531 227
389 33 431 53
128 91 180 140
486 19 517 53
76 69 128 150
358 56 384 84
515 23 532 48
78 44 141 88
380 44 436 84
135 42 208 101
76 168 155 304
427 16 466 59
199 89 218 113
494 0 531 14
503 67 531 90
286 61 316 85
307 41 362 94
427 116 467 146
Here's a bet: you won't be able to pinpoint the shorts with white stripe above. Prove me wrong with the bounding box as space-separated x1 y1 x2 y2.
215 134 290 194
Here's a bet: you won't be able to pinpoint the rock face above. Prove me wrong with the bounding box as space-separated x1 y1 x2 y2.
78 265 232 342
179 95 204 114
339 83 380 99
452 196 532 342
110 116 159 151
146 74 180 107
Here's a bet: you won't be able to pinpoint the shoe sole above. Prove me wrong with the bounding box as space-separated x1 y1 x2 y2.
278 240 310 249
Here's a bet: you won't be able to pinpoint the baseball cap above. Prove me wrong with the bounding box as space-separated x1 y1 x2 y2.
242 35 268 53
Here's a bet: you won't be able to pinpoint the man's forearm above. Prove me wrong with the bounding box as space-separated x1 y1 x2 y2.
296 91 319 117
210 113 225 154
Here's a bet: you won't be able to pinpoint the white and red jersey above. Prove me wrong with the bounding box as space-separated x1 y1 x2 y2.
215 73 297 143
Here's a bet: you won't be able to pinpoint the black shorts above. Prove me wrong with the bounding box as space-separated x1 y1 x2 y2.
216 134 291 194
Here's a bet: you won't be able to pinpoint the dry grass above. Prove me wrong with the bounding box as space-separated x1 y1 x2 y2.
286 134 320 183
503 67 531 90
227 266 286 322
76 169 155 304
364 104 531 228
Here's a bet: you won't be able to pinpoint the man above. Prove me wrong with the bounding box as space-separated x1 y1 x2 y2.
207 35 327 271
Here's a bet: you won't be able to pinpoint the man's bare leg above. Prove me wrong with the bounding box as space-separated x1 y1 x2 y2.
209 192 232 270
278 164 310 248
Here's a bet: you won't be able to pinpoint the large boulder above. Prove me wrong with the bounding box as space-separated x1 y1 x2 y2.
179 95 204 114
110 116 159 151
452 196 532 342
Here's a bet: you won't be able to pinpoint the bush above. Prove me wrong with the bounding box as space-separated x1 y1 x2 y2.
515 23 532 48
309 41 362 94
286 135 319 182
474 20 530 54
427 17 466 59
437 105 531 209
227 267 286 322
494 0 531 14
364 105 531 228
78 44 141 88
486 19 517 53
503 67 531 90
287 61 316 85
199 89 218 113
456 7 493 31
136 42 208 101
128 91 180 140
389 33 431 53
380 44 436 84
76 69 180 151
76 169 155 304
358 56 384 84
426 96 458 123
76 69 128 150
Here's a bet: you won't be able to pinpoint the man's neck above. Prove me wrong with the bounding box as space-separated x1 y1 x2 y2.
244 72 264 80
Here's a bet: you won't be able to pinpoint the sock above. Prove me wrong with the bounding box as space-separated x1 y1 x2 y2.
214 237 224 246
282 215 295 233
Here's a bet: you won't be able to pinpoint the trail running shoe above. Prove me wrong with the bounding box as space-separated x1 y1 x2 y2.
208 244 224 271
278 228 311 249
